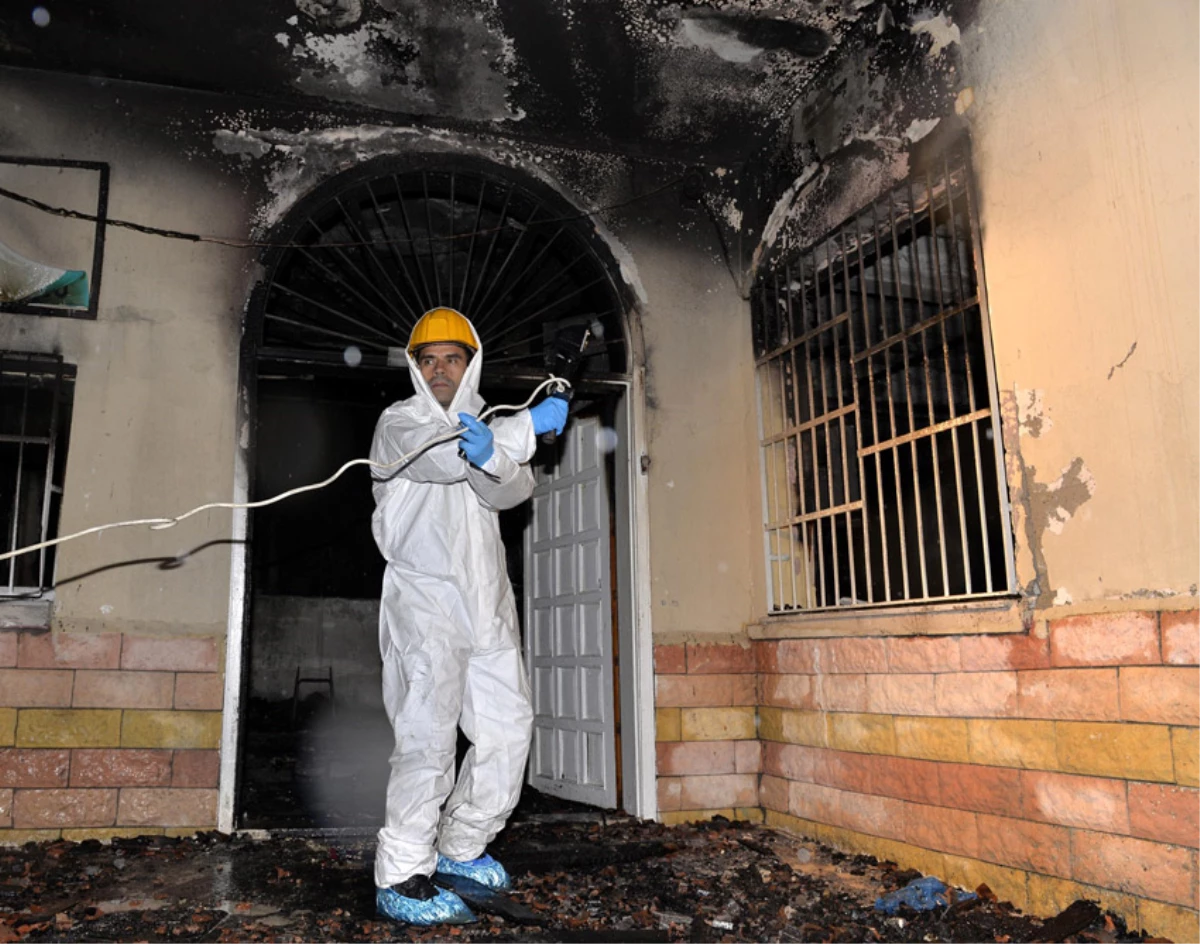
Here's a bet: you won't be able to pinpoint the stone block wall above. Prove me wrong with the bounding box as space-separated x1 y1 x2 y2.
655 609 1199 942
653 641 762 825
0 630 223 843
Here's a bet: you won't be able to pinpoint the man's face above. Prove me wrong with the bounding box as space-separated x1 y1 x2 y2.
416 343 470 407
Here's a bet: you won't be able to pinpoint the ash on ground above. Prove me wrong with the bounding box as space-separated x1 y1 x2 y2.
1 811 1158 943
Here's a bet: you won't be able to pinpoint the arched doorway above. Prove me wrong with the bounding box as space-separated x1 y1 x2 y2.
222 153 650 831
251 155 630 378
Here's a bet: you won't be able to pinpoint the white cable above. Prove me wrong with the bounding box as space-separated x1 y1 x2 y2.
0 377 570 565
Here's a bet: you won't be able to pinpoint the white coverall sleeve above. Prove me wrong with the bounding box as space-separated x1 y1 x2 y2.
372 412 466 484
466 451 535 511
465 411 536 511
489 410 537 465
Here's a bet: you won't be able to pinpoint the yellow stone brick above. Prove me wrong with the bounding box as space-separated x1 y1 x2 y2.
0 828 61 845
0 708 14 746
758 706 783 742
780 709 828 747
828 713 895 755
735 807 764 824
62 828 164 843
814 822 845 848
121 711 222 749
16 709 121 748
1056 722 1175 782
942 855 1029 911
1173 726 1199 786
765 811 838 852
895 716 970 763
1026 874 1138 932
853 833 892 864
758 707 826 745
680 707 755 741
870 836 948 881
765 809 818 840
656 708 681 742
968 719 1057 769
659 808 735 826
164 827 202 839
1138 899 1200 944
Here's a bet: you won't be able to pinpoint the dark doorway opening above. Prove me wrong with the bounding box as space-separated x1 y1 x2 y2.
235 155 633 830
235 373 609 830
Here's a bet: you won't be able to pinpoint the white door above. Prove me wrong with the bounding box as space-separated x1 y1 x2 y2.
524 415 617 808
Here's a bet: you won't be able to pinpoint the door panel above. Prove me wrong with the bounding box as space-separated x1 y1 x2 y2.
524 415 617 807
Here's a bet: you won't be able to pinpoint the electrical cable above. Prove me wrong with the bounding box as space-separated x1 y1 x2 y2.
0 376 569 565
0 174 688 251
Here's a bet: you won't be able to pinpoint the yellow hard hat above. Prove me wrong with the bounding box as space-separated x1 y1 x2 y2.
408 307 477 353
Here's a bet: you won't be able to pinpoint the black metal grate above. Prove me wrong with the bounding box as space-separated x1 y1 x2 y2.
0 156 108 320
752 148 1015 612
254 160 627 380
1 353 75 596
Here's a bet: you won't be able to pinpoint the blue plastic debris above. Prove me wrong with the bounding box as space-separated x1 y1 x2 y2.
874 876 978 914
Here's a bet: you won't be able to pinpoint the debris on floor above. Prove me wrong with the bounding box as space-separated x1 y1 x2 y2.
1 813 1160 943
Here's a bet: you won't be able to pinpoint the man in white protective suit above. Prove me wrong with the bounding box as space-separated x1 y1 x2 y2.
369 307 568 926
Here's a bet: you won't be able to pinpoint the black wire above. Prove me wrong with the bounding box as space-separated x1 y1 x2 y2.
701 192 752 300
0 174 689 251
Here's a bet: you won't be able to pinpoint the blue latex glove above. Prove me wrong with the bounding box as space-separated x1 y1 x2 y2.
529 396 569 436
874 876 976 914
457 413 494 467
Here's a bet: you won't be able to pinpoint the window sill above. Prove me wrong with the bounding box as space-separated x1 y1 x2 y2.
748 595 1025 640
0 599 52 631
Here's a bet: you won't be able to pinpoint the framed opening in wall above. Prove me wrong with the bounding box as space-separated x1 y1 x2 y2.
225 153 657 831
1 353 75 598
752 144 1017 614
0 156 108 320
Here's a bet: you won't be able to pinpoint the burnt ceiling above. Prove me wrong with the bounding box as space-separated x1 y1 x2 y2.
0 0 898 164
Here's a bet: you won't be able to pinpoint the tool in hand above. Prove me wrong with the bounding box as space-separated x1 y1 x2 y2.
540 321 595 446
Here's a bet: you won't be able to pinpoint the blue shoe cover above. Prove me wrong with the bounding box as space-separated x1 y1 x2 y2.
376 884 476 925
435 852 512 891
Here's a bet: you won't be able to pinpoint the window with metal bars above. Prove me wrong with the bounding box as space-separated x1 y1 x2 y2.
1 354 74 597
752 147 1016 613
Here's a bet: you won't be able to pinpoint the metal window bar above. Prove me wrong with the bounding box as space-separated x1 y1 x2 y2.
753 147 1015 612
1 354 75 597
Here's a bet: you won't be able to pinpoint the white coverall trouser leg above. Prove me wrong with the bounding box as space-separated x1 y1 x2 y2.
373 608 533 888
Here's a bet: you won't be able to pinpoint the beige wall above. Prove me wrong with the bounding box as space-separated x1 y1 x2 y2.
963 0 1198 609
0 69 766 647
0 76 253 637
629 229 763 640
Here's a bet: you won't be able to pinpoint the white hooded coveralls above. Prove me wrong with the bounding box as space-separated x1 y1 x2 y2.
369 323 536 889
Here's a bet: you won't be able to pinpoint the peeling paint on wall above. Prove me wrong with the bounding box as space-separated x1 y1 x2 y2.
1016 387 1053 439
904 116 941 143
908 10 961 58
751 163 821 273
1036 458 1097 536
1016 456 1098 606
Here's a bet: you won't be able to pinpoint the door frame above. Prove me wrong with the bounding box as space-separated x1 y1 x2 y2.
217 366 657 829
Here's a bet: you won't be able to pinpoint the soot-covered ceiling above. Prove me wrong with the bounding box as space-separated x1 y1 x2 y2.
0 0 892 164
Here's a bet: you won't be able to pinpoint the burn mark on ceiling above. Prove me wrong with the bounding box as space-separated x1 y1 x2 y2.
0 0 892 163
678 8 831 62
296 0 364 30
739 0 980 270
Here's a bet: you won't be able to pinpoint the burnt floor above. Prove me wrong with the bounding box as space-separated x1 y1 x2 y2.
1 805 1156 943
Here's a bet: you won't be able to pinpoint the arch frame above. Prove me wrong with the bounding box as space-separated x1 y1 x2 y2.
218 148 657 830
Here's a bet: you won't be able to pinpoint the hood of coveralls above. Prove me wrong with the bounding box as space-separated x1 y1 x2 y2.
405 317 486 422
